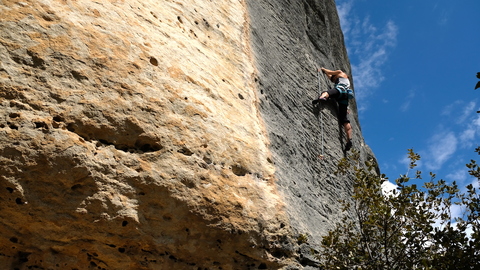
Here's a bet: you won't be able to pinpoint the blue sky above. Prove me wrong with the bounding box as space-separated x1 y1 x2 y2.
336 0 480 191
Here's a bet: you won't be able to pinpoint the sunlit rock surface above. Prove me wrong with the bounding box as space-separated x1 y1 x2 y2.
0 0 376 269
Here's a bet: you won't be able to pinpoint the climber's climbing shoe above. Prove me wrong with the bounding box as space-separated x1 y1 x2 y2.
345 141 352 151
312 96 326 105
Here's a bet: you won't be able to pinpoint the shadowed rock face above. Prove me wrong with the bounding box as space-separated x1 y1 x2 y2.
0 0 376 269
247 0 378 245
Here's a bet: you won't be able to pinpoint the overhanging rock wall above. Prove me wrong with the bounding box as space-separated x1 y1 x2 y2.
0 0 377 269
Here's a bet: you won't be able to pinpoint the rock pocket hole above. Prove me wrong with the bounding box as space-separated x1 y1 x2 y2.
258 263 268 269
42 13 55 22
26 50 45 69
6 187 14 193
52 115 64 126
140 143 161 152
18 251 30 263
70 184 84 192
135 137 163 153
189 29 197 38
53 115 64 122
238 93 244 100
34 121 48 129
9 113 20 118
149 57 158 66
178 147 194 156
71 70 88 81
122 221 128 227
203 18 210 27
8 123 18 130
66 123 75 132
231 165 248 176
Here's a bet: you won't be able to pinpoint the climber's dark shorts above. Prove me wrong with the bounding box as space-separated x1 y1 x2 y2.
326 88 350 125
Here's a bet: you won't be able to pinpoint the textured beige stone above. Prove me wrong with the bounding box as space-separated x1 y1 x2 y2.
1 0 291 268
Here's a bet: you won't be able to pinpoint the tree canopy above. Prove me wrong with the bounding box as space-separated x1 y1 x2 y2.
318 148 480 269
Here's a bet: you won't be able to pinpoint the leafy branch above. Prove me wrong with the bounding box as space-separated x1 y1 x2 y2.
318 149 480 269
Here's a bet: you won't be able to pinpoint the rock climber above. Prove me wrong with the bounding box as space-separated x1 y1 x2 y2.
313 67 353 151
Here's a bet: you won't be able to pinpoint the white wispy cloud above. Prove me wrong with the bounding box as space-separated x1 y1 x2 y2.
459 101 477 124
337 0 354 34
424 131 458 171
421 102 479 171
460 113 480 148
446 168 470 184
432 3 451 26
437 9 451 26
442 100 476 124
441 100 463 116
400 90 416 112
336 0 398 107
441 101 480 148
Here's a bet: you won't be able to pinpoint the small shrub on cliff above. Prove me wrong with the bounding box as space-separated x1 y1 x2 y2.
318 148 480 269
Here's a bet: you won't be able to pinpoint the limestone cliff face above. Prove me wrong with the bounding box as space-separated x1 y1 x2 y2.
0 0 376 269
247 0 377 245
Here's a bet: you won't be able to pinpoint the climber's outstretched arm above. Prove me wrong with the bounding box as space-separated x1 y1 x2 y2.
320 67 343 76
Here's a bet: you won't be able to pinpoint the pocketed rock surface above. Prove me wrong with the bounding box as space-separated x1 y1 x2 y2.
0 0 377 269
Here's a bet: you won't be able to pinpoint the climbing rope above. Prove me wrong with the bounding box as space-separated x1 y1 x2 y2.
317 70 325 160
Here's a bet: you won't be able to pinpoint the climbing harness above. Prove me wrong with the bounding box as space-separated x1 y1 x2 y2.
316 70 325 160
335 83 354 104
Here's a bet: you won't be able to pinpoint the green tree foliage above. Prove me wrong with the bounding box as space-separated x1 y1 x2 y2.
318 149 480 269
